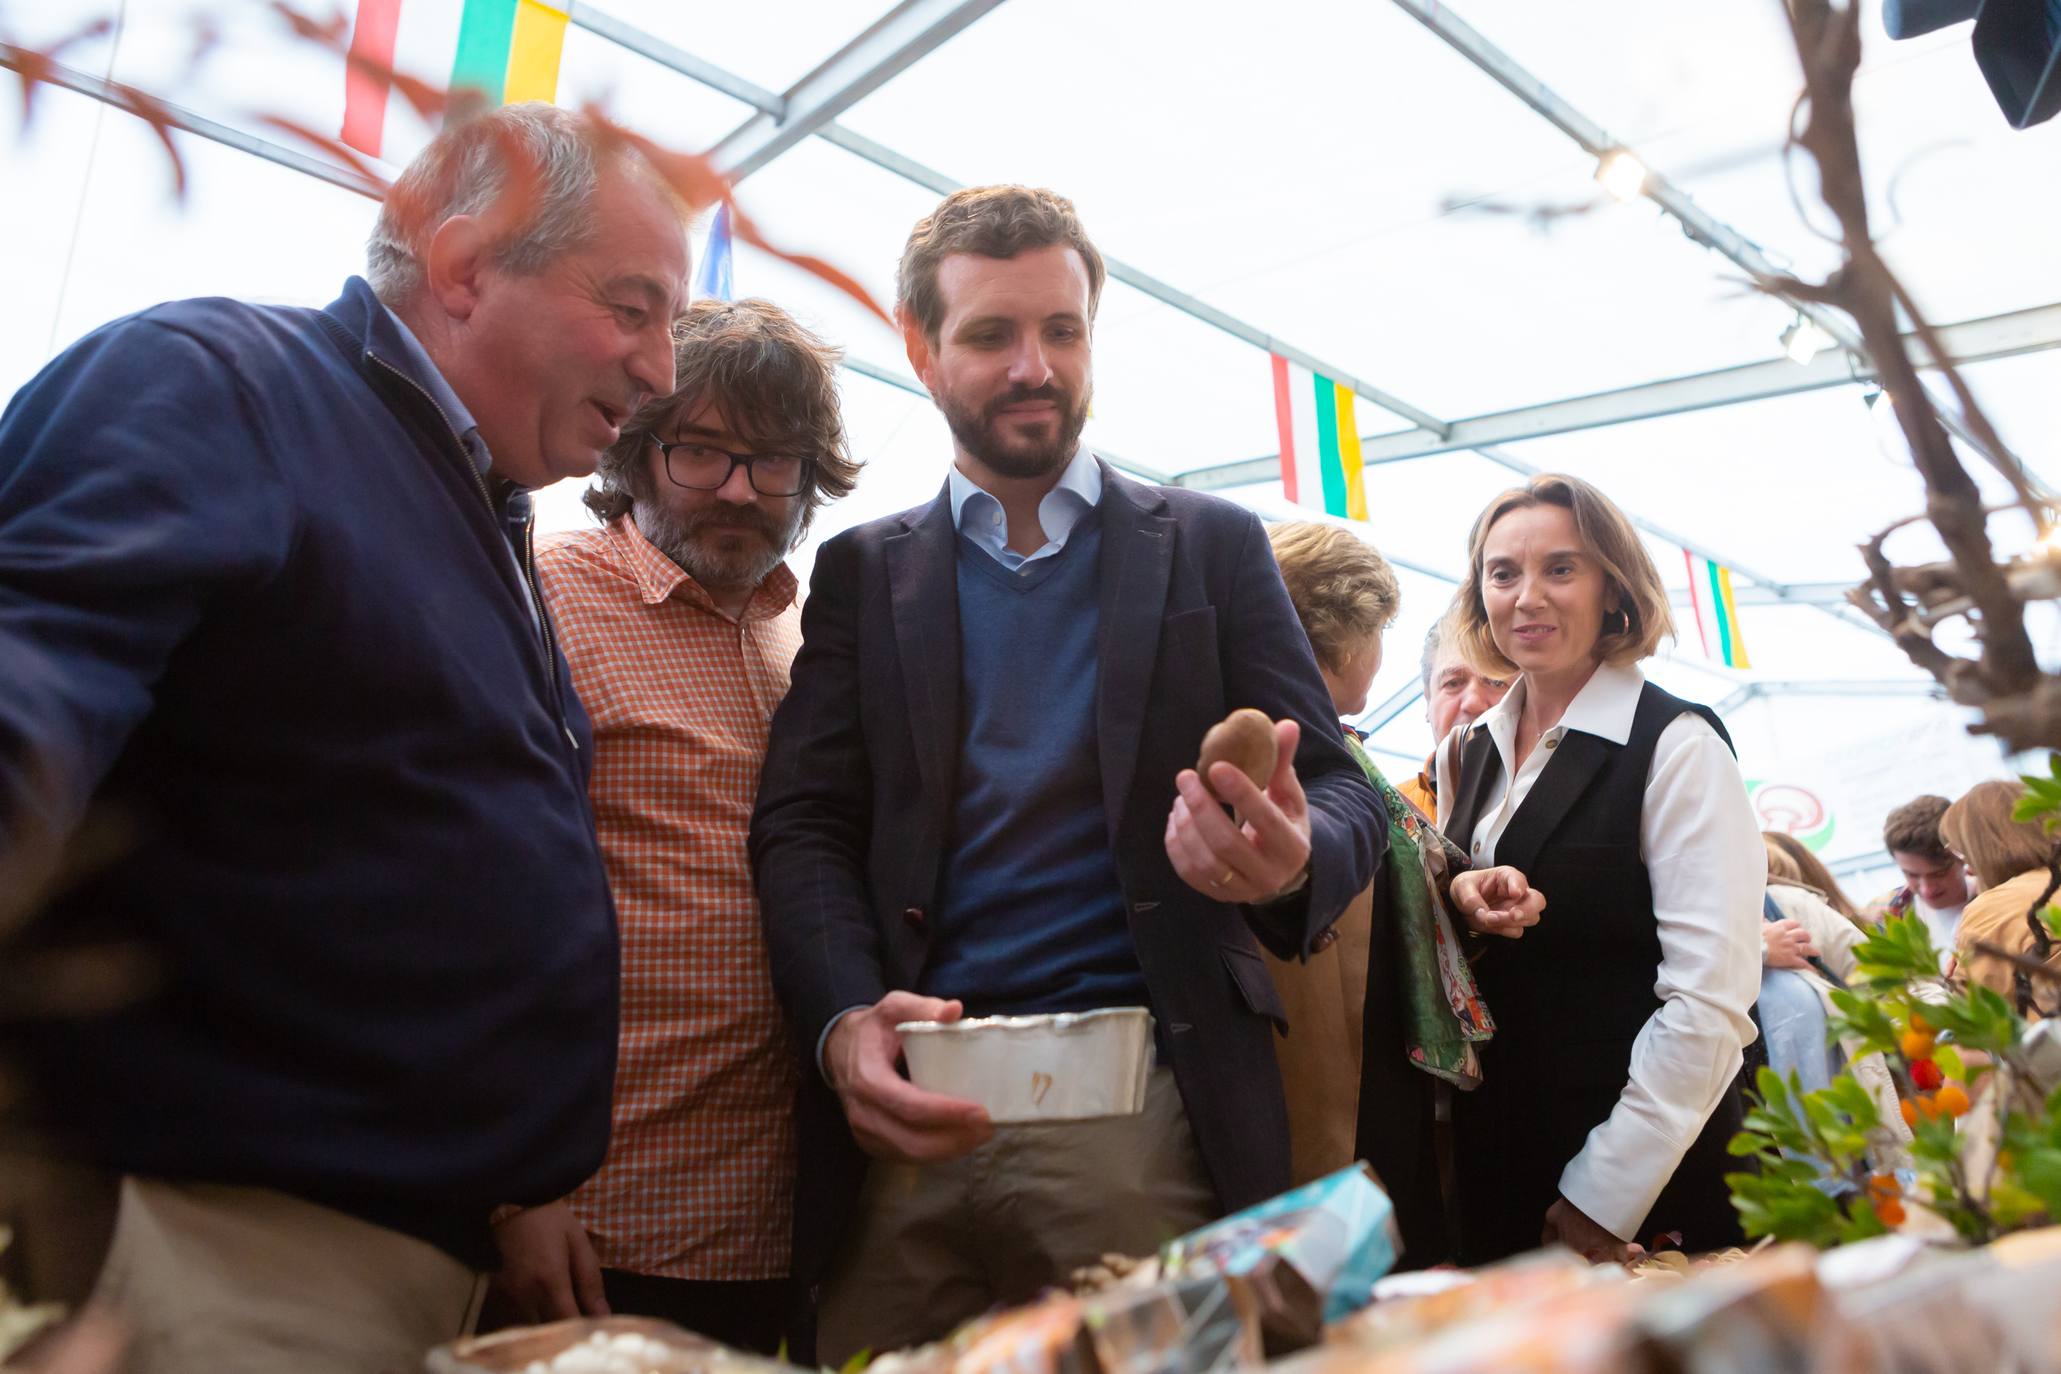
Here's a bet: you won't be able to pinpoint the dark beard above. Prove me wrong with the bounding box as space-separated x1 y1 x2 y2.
940 381 1092 480
633 498 800 594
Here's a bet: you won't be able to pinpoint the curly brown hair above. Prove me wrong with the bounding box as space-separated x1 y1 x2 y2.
895 185 1107 340
1265 522 1401 674
585 297 857 532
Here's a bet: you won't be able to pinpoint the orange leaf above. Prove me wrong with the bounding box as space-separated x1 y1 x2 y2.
728 203 894 328
254 113 393 194
111 82 189 200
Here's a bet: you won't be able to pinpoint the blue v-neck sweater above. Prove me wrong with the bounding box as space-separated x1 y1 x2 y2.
920 517 1150 1016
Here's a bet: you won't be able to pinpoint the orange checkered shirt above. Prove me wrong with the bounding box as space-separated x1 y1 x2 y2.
537 516 801 1281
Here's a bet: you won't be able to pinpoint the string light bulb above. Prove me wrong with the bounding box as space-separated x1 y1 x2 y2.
1595 149 1648 202
1780 316 1835 365
1864 386 1906 464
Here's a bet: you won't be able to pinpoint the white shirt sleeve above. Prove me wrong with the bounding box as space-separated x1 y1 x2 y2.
1556 714 1766 1240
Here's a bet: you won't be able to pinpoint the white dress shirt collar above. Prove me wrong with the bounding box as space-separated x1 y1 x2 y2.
1478 658 1646 772
946 445 1104 571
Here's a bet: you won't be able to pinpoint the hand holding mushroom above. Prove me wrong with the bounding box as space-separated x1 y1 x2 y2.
1165 709 1313 904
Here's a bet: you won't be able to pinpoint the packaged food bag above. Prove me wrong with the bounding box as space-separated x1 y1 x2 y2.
947 1294 1096 1374
1080 1272 1261 1374
1160 1164 1399 1348
1325 1248 1603 1353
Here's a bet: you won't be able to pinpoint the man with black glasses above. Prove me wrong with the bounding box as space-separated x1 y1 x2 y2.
514 297 860 1350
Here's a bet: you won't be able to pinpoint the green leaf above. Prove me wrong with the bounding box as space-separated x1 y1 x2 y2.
1830 1193 1891 1245
1827 988 1901 1056
1849 915 1943 987
1822 1073 1883 1133
1935 1043 1967 1082
1923 984 2023 1056
2016 1146 2061 1220
1988 1177 2048 1229
1910 1113 1961 1163
839 1349 874 1374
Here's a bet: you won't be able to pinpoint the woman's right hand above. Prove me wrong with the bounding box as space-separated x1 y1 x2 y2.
1761 918 1817 970
1450 865 1545 938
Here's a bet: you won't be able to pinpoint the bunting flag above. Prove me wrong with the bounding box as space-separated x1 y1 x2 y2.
695 203 735 302
1269 354 1368 520
1685 550 1751 669
342 0 570 160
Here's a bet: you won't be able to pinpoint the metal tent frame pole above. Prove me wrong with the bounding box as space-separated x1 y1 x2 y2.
1388 0 2046 499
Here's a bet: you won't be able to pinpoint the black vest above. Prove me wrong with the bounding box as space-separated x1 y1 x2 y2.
1444 680 1747 1262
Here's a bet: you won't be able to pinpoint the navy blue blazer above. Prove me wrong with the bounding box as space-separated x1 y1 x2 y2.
750 462 1386 1290
0 278 618 1263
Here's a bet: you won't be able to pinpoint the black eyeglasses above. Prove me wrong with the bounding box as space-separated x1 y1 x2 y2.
648 436 815 497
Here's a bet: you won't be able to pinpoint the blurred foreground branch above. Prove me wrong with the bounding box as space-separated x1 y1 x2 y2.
1776 1 2058 750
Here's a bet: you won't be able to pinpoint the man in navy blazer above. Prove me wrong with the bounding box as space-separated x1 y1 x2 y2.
750 186 1384 1360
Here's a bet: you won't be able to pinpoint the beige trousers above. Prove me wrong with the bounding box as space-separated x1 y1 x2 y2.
90 1177 482 1374
816 1068 1218 1364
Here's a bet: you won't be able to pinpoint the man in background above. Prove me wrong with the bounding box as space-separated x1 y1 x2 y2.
500 299 859 1351
1867 794 1972 955
1395 624 1509 816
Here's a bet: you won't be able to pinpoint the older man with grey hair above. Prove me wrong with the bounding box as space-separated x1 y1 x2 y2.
0 104 689 1373
1395 622 1510 817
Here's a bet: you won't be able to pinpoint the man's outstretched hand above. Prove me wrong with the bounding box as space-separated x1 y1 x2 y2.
1166 718 1313 904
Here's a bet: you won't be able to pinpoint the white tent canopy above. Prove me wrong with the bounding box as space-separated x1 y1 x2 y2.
5 0 2059 891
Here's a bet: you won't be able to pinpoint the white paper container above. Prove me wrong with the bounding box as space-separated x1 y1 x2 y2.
897 1007 1155 1123
424 1317 713 1374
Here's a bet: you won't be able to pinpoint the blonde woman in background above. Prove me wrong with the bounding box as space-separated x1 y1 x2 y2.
1765 830 1865 925
1942 780 2060 1015
1263 521 1516 1267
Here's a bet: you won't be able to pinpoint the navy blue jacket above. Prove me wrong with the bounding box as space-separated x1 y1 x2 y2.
0 277 619 1263
751 466 1386 1294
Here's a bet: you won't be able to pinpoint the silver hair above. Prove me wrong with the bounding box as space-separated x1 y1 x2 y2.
366 102 615 304
1420 621 1446 695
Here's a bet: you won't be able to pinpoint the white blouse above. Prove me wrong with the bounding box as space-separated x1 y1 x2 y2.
1435 662 1765 1241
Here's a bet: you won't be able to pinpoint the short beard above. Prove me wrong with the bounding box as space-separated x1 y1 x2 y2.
939 380 1092 480
631 491 802 595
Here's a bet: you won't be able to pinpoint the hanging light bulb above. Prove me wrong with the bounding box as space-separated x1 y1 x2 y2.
1595 149 1648 202
1780 315 1835 365
1864 387 1906 464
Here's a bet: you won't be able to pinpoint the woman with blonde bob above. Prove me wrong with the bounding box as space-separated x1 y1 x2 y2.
1261 522 1511 1266
1436 474 1765 1265
1942 780 2059 1014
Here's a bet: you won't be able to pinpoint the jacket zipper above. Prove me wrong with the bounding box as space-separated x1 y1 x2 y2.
366 351 580 754
521 511 581 751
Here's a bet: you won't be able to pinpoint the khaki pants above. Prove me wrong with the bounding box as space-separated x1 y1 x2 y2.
817 1068 1218 1364
90 1177 482 1374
